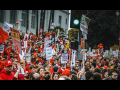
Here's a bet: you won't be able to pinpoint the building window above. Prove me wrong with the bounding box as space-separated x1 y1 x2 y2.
0 10 4 23
58 16 61 27
31 10 36 29
40 10 45 31
21 10 27 27
66 18 67 24
10 10 17 24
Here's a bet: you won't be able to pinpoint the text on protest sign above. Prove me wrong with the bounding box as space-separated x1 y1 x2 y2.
46 47 52 60
0 43 5 53
61 50 68 64
10 27 20 41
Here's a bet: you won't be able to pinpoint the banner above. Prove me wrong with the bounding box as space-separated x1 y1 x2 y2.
61 50 68 64
10 27 20 41
71 50 76 66
0 43 5 53
3 22 13 35
12 38 22 54
46 47 52 60
80 15 90 34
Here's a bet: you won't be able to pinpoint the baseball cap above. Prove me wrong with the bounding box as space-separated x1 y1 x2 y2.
5 60 13 67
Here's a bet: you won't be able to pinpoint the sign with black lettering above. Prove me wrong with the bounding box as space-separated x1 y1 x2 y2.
46 47 52 60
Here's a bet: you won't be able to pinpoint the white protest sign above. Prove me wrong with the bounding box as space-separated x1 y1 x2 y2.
3 22 13 35
0 44 5 53
24 41 27 48
24 34 29 40
113 51 117 57
42 37 49 56
46 47 52 60
61 50 68 64
71 50 76 66
48 40 51 44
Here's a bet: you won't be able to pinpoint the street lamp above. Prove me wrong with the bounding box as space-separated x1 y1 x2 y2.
116 10 120 51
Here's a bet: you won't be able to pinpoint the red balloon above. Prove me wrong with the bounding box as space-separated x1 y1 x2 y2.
16 22 19 24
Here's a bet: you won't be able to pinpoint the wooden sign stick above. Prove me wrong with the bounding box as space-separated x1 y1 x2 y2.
83 32 85 69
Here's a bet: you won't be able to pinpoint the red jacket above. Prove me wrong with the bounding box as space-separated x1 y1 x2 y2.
0 69 15 80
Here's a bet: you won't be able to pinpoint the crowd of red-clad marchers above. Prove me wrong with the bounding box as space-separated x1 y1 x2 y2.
0 30 120 80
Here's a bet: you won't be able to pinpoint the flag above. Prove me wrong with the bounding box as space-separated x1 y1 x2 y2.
0 27 9 43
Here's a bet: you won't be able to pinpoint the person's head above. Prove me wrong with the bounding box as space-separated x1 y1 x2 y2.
94 68 101 74
75 60 80 66
29 64 35 70
102 69 108 79
108 70 118 80
34 65 39 73
24 71 29 79
61 64 65 70
52 72 60 80
31 73 40 80
89 65 95 73
59 75 70 80
20 60 25 68
43 71 51 80
85 71 93 80
4 60 13 73
45 64 51 71
38 61 43 67
53 65 58 72
105 77 116 80
85 66 89 72
70 74 78 80
93 73 102 80
37 67 45 76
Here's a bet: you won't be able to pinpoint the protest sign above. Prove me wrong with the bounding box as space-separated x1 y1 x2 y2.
0 43 5 53
61 50 68 64
24 34 29 40
24 41 27 48
113 51 117 57
46 47 52 60
12 38 22 54
42 37 49 56
24 53 31 62
3 22 13 35
10 27 20 41
71 50 76 66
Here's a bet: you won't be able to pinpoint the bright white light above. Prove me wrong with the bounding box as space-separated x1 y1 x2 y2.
73 19 79 25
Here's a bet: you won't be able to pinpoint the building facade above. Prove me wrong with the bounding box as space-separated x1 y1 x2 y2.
0 10 69 37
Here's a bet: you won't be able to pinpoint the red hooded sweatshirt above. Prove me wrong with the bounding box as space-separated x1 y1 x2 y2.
0 69 15 80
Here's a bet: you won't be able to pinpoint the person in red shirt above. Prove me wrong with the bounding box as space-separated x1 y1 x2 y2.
0 60 15 80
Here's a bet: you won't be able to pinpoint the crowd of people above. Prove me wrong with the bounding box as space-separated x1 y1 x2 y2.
0 30 120 80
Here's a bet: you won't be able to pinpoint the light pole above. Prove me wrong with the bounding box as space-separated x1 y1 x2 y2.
116 10 120 51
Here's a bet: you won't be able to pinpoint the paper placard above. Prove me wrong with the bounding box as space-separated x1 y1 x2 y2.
46 47 52 60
